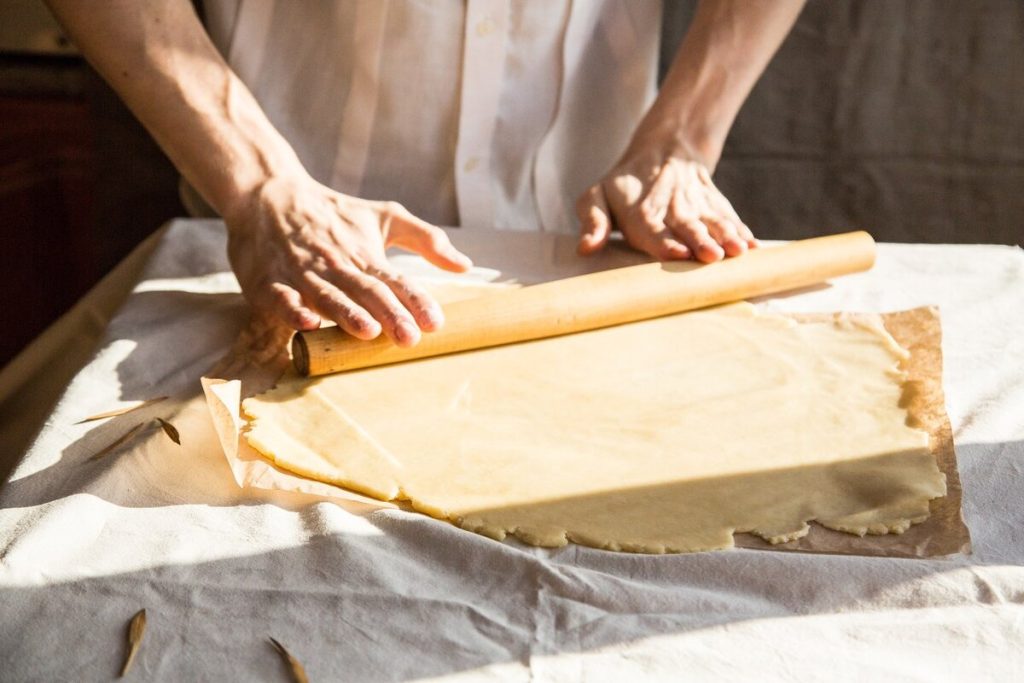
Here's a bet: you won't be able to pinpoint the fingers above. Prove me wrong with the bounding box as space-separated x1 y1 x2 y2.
631 226 692 261
709 193 759 251
580 180 691 261
600 165 691 261
348 274 422 347
257 281 321 331
701 176 759 251
306 204 460 346
736 220 759 249
618 205 691 261
299 271 382 341
704 217 748 258
626 164 696 260
616 209 692 261
320 268 427 347
299 264 443 346
666 217 725 263
576 185 612 255
367 265 445 333
675 214 757 259
387 207 473 272
667 185 733 263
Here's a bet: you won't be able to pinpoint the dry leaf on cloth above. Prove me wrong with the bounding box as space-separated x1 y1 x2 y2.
155 418 181 445
269 637 309 683
77 397 168 424
120 608 147 677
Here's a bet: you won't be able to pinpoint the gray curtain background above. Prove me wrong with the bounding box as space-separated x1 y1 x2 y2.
661 0 1024 245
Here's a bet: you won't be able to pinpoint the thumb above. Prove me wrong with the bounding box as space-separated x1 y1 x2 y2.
576 185 612 256
388 210 473 272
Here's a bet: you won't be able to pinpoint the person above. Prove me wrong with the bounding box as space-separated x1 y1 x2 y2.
45 0 805 348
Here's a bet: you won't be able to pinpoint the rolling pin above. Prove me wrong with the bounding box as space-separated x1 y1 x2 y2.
293 230 876 377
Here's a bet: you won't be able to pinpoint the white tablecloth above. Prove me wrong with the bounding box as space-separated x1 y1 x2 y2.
1 219 1022 681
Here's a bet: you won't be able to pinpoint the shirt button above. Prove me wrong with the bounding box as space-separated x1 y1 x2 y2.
476 17 495 36
463 156 480 173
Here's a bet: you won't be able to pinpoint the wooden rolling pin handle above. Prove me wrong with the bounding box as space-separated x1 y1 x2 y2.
293 231 876 377
292 334 312 376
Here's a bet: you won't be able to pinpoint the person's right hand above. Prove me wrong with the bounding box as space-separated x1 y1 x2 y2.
224 173 473 347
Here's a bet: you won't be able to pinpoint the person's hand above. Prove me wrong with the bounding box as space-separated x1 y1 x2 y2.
576 141 757 263
224 173 472 347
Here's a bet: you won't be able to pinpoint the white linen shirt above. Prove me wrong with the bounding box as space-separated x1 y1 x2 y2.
203 0 661 232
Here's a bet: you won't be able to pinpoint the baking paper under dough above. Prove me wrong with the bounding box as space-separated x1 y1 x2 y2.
242 303 946 554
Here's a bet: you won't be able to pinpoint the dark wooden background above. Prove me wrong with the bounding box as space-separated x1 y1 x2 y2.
0 57 182 367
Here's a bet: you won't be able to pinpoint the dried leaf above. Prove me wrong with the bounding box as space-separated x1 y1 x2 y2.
269 637 309 683
88 423 146 462
77 397 168 424
120 608 147 678
155 418 181 445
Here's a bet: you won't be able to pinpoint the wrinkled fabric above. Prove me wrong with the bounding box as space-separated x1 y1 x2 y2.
1 220 1023 681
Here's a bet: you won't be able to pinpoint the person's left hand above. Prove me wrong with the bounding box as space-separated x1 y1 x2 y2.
575 140 758 263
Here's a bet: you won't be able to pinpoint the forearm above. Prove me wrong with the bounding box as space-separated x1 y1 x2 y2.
44 0 304 218
634 0 806 168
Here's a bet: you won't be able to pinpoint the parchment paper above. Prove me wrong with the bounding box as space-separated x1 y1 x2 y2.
733 306 971 557
201 302 970 558
202 376 393 509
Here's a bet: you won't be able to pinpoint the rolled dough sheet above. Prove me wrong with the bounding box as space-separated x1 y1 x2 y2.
241 298 949 554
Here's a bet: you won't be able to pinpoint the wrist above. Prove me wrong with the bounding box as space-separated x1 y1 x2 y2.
216 161 310 230
625 106 726 172
195 76 310 225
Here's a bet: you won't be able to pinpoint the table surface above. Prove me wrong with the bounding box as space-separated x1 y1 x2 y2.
1 219 1023 682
